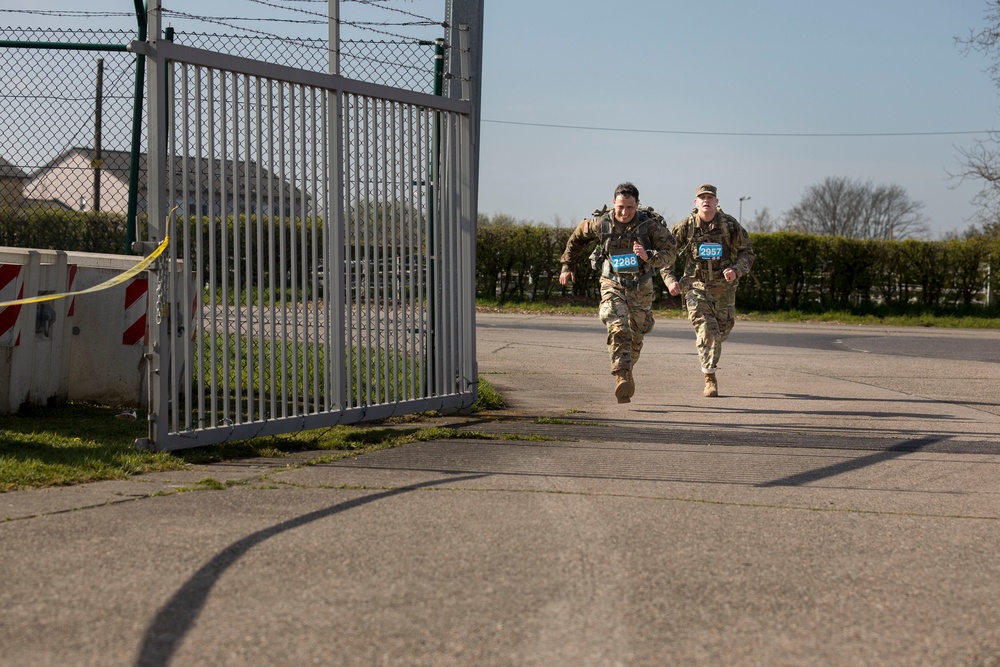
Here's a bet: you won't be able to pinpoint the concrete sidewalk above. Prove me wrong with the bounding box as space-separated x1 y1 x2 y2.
2 314 999 667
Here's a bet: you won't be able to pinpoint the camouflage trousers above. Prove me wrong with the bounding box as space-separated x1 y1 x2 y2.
598 276 655 373
683 283 737 373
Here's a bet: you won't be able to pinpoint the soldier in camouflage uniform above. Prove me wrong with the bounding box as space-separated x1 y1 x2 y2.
662 184 755 397
560 182 677 404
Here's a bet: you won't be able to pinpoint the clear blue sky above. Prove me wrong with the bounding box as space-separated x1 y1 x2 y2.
479 0 1000 237
8 1 999 237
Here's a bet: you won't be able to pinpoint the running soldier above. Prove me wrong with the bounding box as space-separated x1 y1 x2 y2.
663 183 755 397
560 182 677 403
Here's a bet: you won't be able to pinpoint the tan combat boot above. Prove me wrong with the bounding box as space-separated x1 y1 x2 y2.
614 370 634 404
703 373 718 397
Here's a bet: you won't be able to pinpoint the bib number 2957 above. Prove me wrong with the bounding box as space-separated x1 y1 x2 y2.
698 242 723 260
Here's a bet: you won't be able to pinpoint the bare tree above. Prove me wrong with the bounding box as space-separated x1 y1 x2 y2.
954 1 1000 229
784 176 929 240
744 206 778 232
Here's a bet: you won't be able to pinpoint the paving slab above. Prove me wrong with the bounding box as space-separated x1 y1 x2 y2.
1 314 999 667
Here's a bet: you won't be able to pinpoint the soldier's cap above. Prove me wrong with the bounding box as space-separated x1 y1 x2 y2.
695 184 718 198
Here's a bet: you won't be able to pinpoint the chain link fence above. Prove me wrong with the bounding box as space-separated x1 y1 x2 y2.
0 24 442 252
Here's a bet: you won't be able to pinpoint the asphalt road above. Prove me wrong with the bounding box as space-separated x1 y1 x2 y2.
1 313 999 667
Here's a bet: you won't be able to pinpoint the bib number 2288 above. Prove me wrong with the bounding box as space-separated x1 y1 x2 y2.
609 252 640 273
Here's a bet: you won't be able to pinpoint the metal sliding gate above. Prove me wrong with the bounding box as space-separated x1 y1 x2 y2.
135 40 477 451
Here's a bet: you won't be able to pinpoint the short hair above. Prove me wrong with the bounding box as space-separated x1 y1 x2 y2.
614 182 639 201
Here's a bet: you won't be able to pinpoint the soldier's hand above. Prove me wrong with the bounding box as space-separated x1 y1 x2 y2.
559 270 574 286
667 281 681 296
632 240 649 261
723 268 737 282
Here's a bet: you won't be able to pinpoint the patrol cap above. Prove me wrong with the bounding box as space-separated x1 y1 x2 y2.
696 184 718 197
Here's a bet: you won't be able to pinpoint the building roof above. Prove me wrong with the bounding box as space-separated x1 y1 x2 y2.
0 156 28 180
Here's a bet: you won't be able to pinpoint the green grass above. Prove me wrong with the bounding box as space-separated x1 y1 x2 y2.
0 378 506 492
478 300 1000 329
739 309 1000 328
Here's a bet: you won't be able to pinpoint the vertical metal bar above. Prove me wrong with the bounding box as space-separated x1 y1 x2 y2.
144 0 167 449
329 85 345 413
441 112 455 395
376 97 387 405
230 71 244 424
266 78 278 420
320 87 332 411
343 94 354 408
182 65 199 433
460 111 477 399
308 86 321 411
350 95 367 406
328 0 339 76
281 84 302 416
404 104 416 400
361 97 372 407
167 62 182 434
417 106 429 398
167 64 182 433
242 72 255 423
277 80 288 417
296 83 310 414
389 100 400 402
254 76 266 422
457 23 478 402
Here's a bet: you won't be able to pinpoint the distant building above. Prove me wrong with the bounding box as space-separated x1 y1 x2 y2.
0 156 28 209
18 147 309 217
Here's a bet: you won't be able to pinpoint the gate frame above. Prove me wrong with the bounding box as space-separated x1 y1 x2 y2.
132 12 477 451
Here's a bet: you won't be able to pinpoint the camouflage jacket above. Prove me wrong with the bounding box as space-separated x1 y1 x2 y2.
662 209 755 287
560 206 677 283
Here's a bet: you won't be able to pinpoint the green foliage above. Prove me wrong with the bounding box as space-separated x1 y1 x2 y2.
0 207 139 254
476 218 1000 316
476 217 577 302
471 377 504 411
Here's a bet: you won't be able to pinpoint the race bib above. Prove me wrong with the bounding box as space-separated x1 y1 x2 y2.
698 242 723 260
609 251 640 273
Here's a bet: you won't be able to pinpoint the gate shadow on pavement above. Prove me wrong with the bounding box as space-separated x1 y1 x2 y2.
756 435 946 487
133 473 485 667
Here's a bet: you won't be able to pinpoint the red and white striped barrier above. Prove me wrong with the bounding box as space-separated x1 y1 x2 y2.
0 264 24 347
66 264 78 317
122 276 148 346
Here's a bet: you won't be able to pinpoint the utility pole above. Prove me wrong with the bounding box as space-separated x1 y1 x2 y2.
92 57 104 212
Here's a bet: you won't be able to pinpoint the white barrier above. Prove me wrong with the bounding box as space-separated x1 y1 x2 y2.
0 245 189 413
0 249 73 412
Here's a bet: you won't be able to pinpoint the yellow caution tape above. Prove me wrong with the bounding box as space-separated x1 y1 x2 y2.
0 235 170 309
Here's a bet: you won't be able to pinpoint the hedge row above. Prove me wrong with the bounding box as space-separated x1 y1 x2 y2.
477 220 1000 314
5 209 998 314
0 208 138 255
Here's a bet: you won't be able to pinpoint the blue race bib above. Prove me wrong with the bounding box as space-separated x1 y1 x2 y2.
609 251 640 273
698 242 723 260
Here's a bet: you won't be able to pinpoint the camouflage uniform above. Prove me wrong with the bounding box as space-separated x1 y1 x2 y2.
561 206 677 378
662 208 754 376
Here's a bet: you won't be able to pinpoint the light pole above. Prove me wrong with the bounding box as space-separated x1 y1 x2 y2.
739 195 751 222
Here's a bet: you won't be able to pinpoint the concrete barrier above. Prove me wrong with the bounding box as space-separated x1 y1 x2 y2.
0 248 73 412
0 247 195 413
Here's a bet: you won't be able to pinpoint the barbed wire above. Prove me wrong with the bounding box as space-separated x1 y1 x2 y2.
0 3 445 41
280 0 441 24
0 10 135 19
247 0 441 26
160 9 442 43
